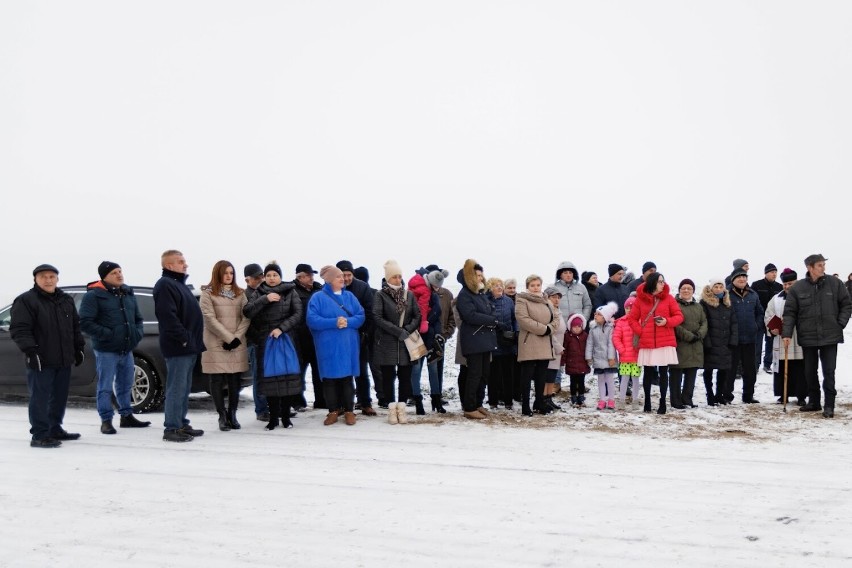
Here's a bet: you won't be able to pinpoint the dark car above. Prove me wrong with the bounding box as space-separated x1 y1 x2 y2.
0 285 251 413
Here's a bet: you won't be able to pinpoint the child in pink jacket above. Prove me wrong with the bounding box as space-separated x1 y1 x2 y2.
612 296 641 407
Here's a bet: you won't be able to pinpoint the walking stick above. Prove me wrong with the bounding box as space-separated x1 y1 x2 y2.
783 343 789 413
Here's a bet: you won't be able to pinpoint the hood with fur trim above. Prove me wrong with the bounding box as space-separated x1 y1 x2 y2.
700 284 731 308
456 259 483 294
555 261 579 282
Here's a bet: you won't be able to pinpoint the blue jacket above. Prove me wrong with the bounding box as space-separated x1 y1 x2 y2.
153 269 205 358
455 269 498 357
307 285 365 380
489 292 517 356
728 284 764 345
79 280 144 354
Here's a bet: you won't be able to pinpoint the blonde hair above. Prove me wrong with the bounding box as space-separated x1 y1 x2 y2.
485 277 504 292
525 274 542 288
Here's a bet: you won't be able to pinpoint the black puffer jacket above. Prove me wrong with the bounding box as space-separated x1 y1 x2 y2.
292 280 321 354
782 273 851 347
372 284 421 366
10 285 85 368
243 281 303 348
700 286 738 370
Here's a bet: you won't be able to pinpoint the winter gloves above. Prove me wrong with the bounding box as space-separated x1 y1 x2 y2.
222 338 242 351
25 349 41 371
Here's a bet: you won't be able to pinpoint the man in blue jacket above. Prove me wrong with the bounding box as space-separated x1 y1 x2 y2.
727 269 764 404
153 250 206 442
79 261 151 435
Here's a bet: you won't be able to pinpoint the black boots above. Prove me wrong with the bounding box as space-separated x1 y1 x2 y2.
227 374 241 429
431 394 446 414
101 419 117 434
414 395 426 415
120 414 151 428
800 400 822 412
210 376 231 431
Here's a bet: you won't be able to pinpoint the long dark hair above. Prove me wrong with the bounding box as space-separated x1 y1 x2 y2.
208 260 244 297
644 272 664 295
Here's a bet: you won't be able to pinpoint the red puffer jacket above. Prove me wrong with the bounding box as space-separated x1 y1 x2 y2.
627 283 683 349
408 273 432 334
612 316 638 363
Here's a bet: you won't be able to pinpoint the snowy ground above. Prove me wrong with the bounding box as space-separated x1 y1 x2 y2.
2 334 851 567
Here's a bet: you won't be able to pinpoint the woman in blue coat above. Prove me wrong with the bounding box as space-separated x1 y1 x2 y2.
307 266 365 426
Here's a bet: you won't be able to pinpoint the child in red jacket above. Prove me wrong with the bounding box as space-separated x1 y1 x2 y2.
562 314 590 407
613 296 642 407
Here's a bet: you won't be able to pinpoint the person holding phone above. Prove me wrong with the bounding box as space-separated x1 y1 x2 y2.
627 272 684 414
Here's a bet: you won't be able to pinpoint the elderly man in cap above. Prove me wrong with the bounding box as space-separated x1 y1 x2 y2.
783 254 852 418
292 263 324 410
79 261 150 434
243 263 269 421
10 264 86 448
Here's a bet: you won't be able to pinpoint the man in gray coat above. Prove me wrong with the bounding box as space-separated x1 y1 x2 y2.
782 254 851 418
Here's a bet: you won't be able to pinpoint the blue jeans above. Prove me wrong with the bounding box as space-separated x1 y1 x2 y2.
248 344 268 415
164 354 196 431
95 350 134 421
27 366 71 440
409 357 440 397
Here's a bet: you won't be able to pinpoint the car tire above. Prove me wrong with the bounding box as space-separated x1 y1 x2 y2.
131 356 164 413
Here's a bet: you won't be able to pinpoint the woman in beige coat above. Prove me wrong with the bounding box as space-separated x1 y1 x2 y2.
515 275 559 416
201 260 251 431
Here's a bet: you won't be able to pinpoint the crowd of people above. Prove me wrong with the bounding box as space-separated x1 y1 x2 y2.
8 251 851 447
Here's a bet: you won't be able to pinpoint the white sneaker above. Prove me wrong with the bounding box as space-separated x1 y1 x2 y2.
396 402 408 424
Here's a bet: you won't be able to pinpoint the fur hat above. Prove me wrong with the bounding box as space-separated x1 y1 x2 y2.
320 265 343 283
244 263 263 278
641 261 657 274
264 262 282 277
33 263 59 276
764 263 778 274
780 268 797 283
426 269 448 288
678 278 696 291
98 261 121 280
383 260 402 280
353 266 369 283
336 260 355 273
608 263 624 277
595 301 618 323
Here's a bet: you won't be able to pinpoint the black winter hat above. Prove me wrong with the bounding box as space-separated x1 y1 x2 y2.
244 263 263 278
33 263 59 276
608 263 624 277
98 261 121 280
264 263 282 277
295 263 317 274
780 268 797 283
581 271 596 283
641 261 657 274
764 263 778 274
353 266 369 283
336 260 355 273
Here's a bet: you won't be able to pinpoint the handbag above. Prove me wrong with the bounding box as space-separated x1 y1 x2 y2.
400 291 428 360
263 334 300 377
633 298 660 348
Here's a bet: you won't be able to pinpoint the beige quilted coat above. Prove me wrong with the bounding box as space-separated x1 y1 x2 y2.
515 292 559 362
200 287 250 374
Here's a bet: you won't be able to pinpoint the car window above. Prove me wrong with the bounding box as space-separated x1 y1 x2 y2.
137 294 156 322
0 305 10 328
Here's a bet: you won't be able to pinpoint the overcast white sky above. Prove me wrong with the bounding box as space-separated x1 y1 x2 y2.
2 1 850 305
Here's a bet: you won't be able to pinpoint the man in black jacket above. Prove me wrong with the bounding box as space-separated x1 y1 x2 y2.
293 263 323 410
79 261 150 434
10 264 86 448
153 250 206 442
783 254 852 418
751 263 782 374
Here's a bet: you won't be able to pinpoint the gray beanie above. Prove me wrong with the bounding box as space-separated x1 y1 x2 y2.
426 269 449 288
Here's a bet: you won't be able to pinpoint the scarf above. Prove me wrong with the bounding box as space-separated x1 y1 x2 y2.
220 285 235 299
382 281 407 314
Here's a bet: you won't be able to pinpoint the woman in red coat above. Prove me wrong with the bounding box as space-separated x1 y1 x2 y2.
628 272 683 414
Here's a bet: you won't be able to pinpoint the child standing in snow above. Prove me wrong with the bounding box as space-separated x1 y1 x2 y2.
613 296 642 408
586 302 618 410
562 314 590 407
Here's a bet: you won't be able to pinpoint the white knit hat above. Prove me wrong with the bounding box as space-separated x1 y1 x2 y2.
384 260 403 280
595 301 618 323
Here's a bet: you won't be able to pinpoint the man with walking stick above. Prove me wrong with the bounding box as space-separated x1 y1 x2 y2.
782 255 851 418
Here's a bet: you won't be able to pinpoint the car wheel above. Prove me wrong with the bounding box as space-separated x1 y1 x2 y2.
131 356 164 413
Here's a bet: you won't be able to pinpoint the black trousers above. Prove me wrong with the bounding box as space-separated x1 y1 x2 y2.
703 368 729 401
322 377 355 412
569 374 586 398
463 352 491 412
488 354 514 406
729 344 757 400
520 359 549 410
299 347 323 408
381 365 412 403
803 344 838 406
669 367 698 407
